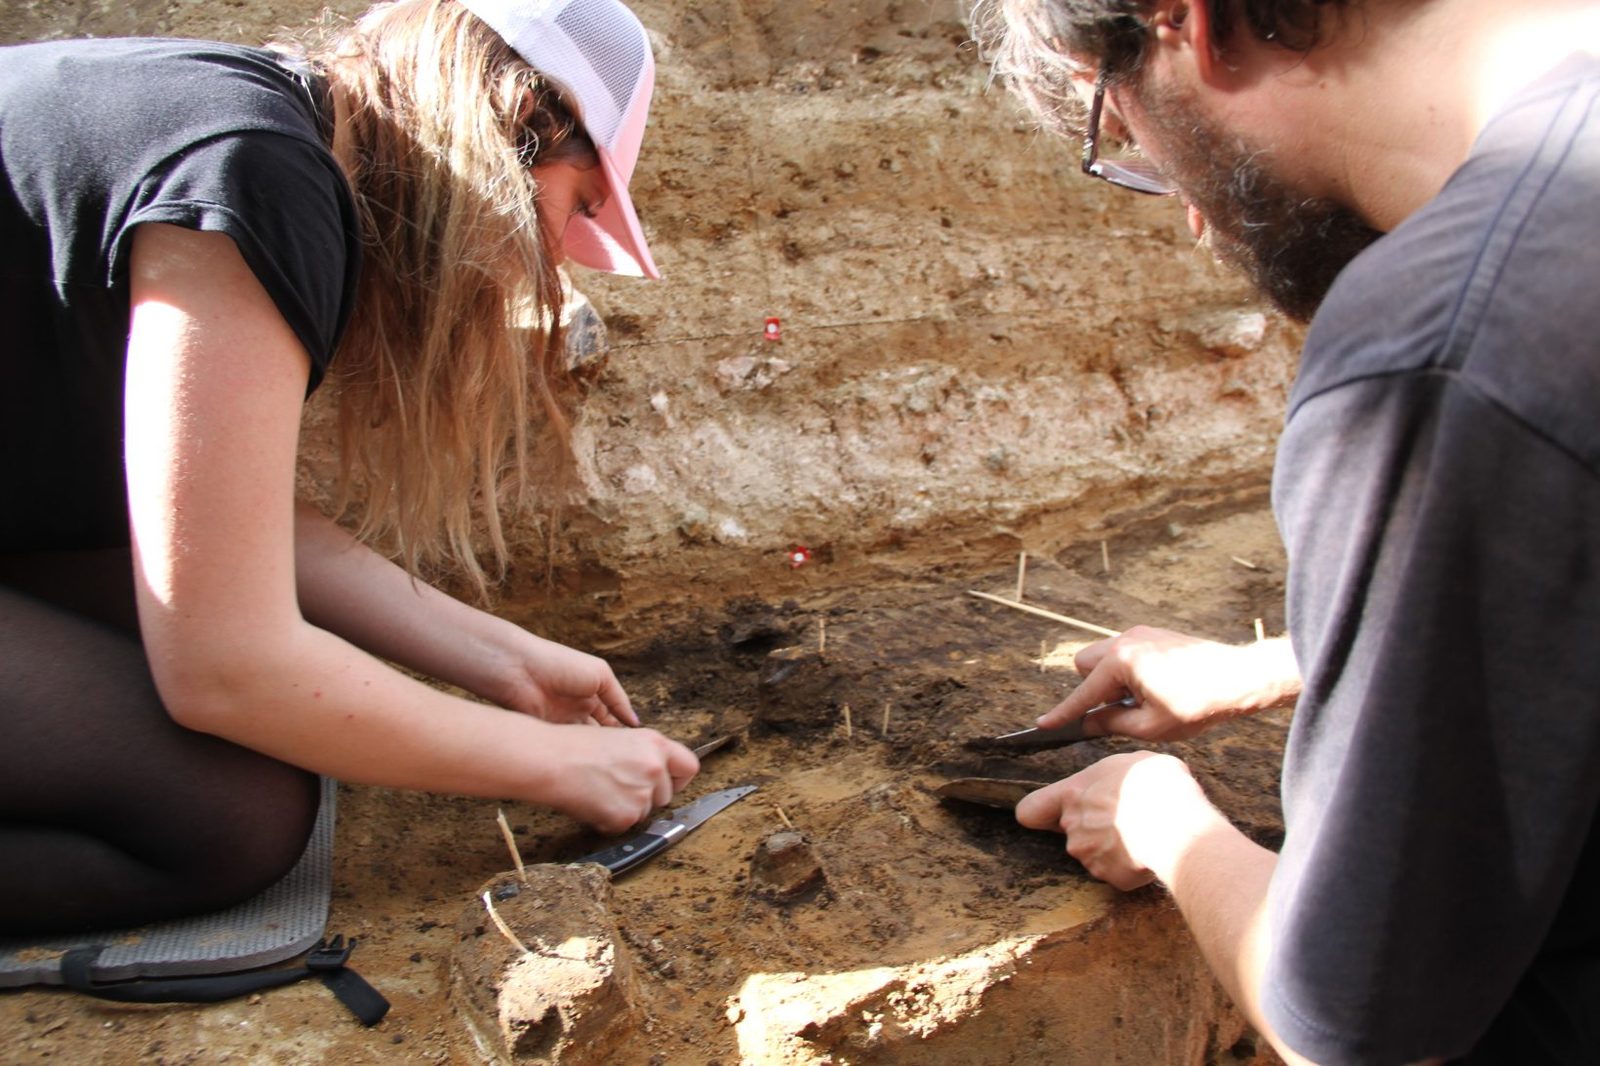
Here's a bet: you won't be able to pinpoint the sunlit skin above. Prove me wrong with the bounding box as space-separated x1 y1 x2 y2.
1097 1 1600 240
1024 3 1600 1064
531 159 609 255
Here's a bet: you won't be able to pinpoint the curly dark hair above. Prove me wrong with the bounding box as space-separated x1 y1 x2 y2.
972 0 1355 136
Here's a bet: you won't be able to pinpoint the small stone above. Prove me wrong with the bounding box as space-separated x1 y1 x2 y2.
750 830 827 902
560 289 610 372
1161 308 1269 358
714 354 794 392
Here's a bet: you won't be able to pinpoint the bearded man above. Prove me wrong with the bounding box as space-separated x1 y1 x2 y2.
974 2 1600 1062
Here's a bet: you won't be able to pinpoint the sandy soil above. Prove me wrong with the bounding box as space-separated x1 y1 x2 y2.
1 492 1290 1064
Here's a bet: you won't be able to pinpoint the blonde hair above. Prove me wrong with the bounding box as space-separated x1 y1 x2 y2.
292 0 591 598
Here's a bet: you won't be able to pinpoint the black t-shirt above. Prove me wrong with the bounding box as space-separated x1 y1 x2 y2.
1264 54 1600 1065
0 38 361 550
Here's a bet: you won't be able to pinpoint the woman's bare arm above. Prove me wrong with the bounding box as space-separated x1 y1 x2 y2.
292 504 638 726
123 223 693 830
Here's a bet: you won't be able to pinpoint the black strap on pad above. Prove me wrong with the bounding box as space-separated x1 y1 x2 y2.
58 934 390 1026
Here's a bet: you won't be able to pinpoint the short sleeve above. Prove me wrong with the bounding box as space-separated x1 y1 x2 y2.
1265 371 1600 1064
119 129 360 391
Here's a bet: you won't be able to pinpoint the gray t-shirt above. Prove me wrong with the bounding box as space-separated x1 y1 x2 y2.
1265 54 1600 1064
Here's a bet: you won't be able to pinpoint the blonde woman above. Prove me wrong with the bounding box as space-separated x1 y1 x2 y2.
0 0 697 934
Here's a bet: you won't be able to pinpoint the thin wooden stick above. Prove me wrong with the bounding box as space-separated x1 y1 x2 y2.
497 808 529 885
1015 551 1028 601
967 590 1121 639
1039 638 1047 672
881 701 892 737
774 806 795 830
1232 556 1260 571
1101 540 1111 574
842 702 853 738
481 890 532 955
818 618 827 658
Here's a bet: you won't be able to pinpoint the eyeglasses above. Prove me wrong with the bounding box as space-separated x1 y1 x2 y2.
1081 74 1178 196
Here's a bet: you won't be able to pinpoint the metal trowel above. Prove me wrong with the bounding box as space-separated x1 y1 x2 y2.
962 695 1136 754
934 777 1052 810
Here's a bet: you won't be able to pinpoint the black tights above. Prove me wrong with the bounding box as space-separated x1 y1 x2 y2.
0 550 319 936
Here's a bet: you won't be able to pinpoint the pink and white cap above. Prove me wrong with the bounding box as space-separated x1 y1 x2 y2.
459 0 660 279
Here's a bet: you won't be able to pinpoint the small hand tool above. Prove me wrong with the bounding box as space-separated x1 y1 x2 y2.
569 784 757 877
692 733 739 759
933 777 1052 809
962 695 1137 754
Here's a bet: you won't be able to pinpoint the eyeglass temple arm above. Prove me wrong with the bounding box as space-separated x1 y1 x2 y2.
1081 81 1108 176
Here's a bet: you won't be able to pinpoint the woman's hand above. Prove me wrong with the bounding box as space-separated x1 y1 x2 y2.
536 725 700 833
290 507 639 728
1038 625 1301 742
496 635 638 727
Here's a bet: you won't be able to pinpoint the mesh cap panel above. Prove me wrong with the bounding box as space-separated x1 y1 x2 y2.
555 2 647 150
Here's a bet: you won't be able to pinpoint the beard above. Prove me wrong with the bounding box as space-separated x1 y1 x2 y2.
1133 82 1383 324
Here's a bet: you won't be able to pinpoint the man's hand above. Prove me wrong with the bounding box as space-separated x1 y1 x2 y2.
1038 626 1301 741
1015 751 1225 889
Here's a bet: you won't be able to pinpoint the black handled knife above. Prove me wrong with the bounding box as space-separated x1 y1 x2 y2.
570 784 757 877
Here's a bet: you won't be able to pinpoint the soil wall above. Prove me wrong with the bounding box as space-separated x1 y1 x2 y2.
2 0 1296 620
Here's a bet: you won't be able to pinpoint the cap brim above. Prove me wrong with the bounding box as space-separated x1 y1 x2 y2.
563 147 659 279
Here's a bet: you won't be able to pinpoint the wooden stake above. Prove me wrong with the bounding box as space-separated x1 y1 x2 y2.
1015 551 1028 601
1254 618 1266 641
842 702 853 738
497 808 529 885
881 701 892 737
966 590 1121 639
481 890 532 955
1101 540 1111 574
774 806 795 830
818 618 827 658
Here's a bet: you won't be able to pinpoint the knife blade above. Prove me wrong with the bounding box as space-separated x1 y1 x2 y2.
570 784 757 877
963 695 1136 753
692 733 739 759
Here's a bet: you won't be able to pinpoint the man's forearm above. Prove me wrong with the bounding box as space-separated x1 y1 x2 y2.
1158 823 1315 1066
1240 635 1303 710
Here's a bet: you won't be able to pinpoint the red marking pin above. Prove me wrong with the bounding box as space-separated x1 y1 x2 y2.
764 316 782 342
786 545 812 569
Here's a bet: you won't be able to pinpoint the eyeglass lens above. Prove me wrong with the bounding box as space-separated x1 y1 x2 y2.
1082 81 1178 196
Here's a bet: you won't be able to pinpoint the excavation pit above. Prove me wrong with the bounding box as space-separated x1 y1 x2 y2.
424 502 1290 1064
